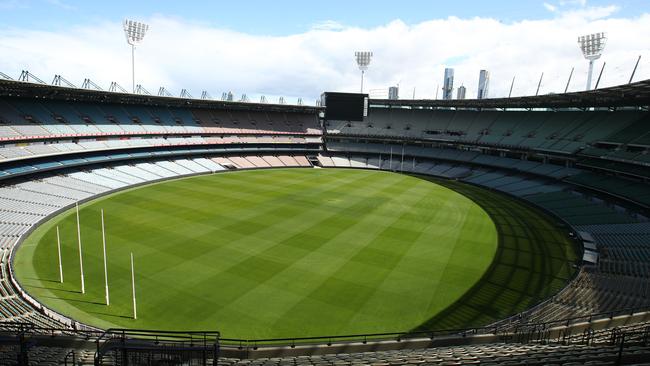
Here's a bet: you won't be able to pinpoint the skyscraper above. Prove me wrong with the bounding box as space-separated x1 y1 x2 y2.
443 68 454 100
388 86 399 100
457 85 466 100
477 70 490 99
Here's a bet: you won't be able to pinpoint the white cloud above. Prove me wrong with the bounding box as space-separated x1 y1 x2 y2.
560 0 588 6
543 2 558 12
0 11 649 103
311 20 346 31
544 0 619 20
561 5 620 20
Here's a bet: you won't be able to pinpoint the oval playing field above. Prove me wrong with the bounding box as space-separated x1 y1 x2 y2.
13 168 576 339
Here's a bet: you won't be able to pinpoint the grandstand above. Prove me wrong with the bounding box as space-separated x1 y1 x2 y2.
0 76 649 365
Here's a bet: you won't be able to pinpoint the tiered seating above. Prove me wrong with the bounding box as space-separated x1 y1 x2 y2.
330 156 351 167
348 156 367 168
227 157 256 169
0 344 96 365
327 110 650 219
463 169 563 196
577 156 650 179
114 165 163 181
94 167 145 185
193 158 226 172
327 141 582 180
598 114 650 146
70 171 127 189
322 153 478 179
215 340 650 366
0 315 647 366
174 159 211 173
0 98 322 181
245 156 272 168
566 172 650 207
498 219 650 325
135 162 178 178
277 155 299 166
316 154 335 167
293 156 311 167
0 135 319 165
0 100 51 137
523 269 649 324
46 175 109 194
524 191 638 225
0 84 649 364
261 155 285 167
211 157 235 167
577 222 650 278
328 109 647 153
154 161 194 175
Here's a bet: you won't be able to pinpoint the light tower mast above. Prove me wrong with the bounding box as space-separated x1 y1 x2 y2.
355 51 373 93
578 32 606 91
123 19 149 93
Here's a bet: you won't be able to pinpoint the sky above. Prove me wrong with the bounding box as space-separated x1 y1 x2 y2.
0 0 649 103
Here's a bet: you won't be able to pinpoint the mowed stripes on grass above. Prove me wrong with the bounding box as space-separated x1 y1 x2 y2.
15 168 499 338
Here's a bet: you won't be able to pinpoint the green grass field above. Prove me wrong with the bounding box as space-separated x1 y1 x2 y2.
14 168 576 339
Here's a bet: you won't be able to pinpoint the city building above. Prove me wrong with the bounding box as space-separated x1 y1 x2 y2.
457 85 466 100
478 70 490 99
388 86 399 100
443 68 454 100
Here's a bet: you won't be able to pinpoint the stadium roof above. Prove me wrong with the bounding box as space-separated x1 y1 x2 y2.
1 77 649 112
370 79 650 110
0 79 322 114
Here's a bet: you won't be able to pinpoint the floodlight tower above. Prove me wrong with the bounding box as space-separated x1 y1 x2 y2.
123 19 149 93
355 51 373 93
578 32 606 91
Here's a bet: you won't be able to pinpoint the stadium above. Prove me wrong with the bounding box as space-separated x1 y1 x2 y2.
1 5 650 366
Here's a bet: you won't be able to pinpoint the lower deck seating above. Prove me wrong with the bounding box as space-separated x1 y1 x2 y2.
523 267 650 324
217 339 650 366
566 172 650 207
0 315 648 366
525 191 640 225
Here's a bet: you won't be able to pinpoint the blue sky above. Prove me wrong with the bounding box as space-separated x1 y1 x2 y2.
1 0 648 35
0 0 649 101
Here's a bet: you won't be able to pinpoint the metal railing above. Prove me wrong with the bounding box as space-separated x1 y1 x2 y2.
94 328 220 366
63 350 76 366
96 328 221 346
2 305 648 350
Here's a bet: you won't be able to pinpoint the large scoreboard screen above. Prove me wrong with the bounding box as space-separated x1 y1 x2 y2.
321 92 368 121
